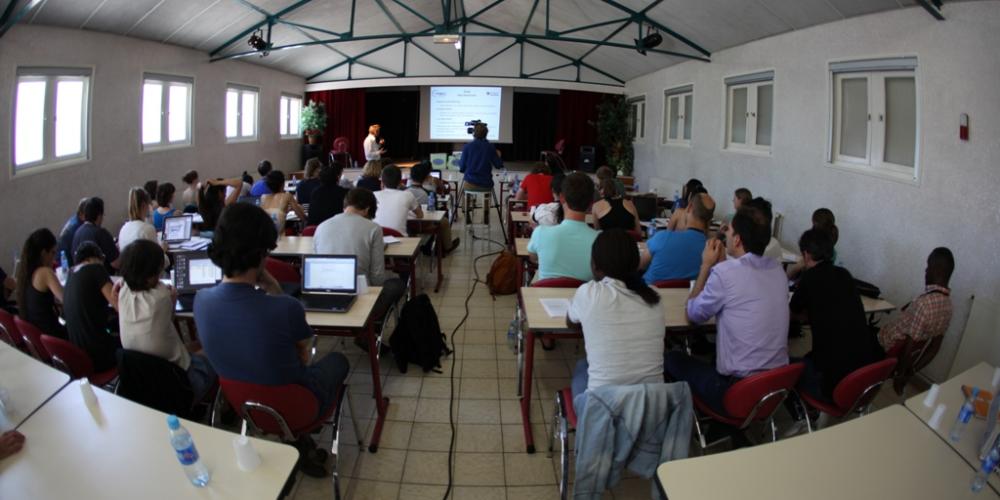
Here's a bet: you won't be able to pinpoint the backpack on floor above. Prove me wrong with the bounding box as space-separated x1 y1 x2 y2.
486 250 519 296
390 294 452 374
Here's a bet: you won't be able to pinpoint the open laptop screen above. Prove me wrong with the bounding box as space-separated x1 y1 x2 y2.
302 255 357 294
163 215 193 243
174 251 222 293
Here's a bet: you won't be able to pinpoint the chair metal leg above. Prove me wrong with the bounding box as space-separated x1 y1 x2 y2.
769 417 778 442
344 390 363 446
515 329 524 397
210 387 224 428
331 390 345 500
795 394 813 434
693 415 707 449
559 413 570 500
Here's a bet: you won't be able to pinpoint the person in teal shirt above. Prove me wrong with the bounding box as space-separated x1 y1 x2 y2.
527 173 598 282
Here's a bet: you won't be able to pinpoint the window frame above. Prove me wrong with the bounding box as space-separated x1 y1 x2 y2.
827 57 919 183
724 72 774 154
628 96 646 143
11 67 93 175
140 73 194 151
663 85 693 146
279 93 302 140
225 83 259 143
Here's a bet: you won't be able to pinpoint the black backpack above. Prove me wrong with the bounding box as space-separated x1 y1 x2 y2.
389 294 452 373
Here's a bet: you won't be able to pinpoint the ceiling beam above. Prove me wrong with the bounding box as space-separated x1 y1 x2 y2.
599 0 710 58
390 0 436 29
521 0 540 35
464 0 505 24
915 0 945 20
0 0 43 39
209 0 314 57
373 0 404 33
555 17 630 37
522 38 624 84
306 37 407 81
465 40 517 73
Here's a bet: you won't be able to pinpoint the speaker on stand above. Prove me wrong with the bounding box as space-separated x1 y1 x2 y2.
578 146 596 172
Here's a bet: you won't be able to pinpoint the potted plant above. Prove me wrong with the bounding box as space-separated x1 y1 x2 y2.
594 95 634 177
300 100 327 145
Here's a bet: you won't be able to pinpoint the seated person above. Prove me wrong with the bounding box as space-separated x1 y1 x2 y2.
180 170 199 212
194 203 348 472
143 180 159 208
527 173 598 282
198 178 243 235
592 178 640 233
16 228 66 338
515 163 554 209
568 229 665 413
306 164 350 227
406 162 459 252
745 197 783 263
788 208 840 278
595 166 625 199
118 239 217 402
118 187 159 251
356 161 382 192
71 197 120 272
152 183 181 232
531 174 565 227
665 206 789 415
665 178 704 232
259 170 306 234
642 192 715 283
373 165 422 236
314 188 406 318
63 242 120 372
789 229 884 402
721 187 752 227
296 158 323 206
249 160 274 197
57 197 89 265
878 247 955 352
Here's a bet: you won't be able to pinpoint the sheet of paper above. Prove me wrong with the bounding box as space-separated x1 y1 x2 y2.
383 236 401 244
540 298 571 318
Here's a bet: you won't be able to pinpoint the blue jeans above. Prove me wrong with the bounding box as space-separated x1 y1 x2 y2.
307 352 350 417
186 354 218 404
664 351 738 416
571 359 589 415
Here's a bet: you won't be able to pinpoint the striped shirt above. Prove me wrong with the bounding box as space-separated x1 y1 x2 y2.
878 285 952 350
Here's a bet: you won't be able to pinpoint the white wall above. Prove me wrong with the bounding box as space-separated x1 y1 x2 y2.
0 25 305 261
626 1 1000 381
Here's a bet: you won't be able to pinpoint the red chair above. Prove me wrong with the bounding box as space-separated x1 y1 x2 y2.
265 257 300 284
692 363 805 447
14 317 50 363
218 377 361 498
653 279 690 289
0 309 24 351
301 225 318 237
381 227 404 238
332 136 349 154
39 334 119 387
797 358 898 432
532 277 585 288
626 229 644 242
886 336 942 395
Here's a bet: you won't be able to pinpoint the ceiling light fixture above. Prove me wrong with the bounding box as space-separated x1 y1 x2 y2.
454 38 462 50
634 25 662 56
433 33 460 44
248 28 271 57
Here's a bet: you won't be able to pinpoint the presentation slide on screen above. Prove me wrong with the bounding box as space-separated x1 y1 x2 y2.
304 259 355 291
429 86 501 141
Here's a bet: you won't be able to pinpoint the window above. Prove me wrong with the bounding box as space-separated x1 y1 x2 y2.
830 58 917 178
226 85 258 141
663 85 693 145
142 74 192 149
628 97 645 141
725 71 774 152
279 94 302 138
13 68 91 171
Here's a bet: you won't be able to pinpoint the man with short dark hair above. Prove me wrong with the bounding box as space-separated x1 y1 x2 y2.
665 206 789 415
878 247 955 351
71 197 120 271
249 159 274 197
408 162 459 253
745 197 783 263
374 165 422 236
642 193 716 283
306 164 349 226
58 197 89 264
528 173 599 282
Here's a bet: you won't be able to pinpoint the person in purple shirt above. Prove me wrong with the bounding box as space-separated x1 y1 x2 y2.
665 205 789 416
249 159 274 197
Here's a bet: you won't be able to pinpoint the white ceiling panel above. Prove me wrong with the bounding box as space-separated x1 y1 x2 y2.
467 43 520 77
78 0 163 34
29 0 106 28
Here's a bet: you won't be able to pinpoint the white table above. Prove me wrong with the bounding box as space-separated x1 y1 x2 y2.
0 384 298 500
0 343 70 428
907 362 1000 493
657 405 999 500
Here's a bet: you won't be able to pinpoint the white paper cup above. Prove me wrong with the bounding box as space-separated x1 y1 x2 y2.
357 275 369 295
922 384 940 408
233 436 261 472
928 404 947 430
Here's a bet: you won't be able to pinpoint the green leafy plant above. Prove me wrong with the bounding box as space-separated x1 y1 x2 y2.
300 100 327 137
594 95 634 176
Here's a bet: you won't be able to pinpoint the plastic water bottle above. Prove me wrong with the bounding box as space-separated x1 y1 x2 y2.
428 191 436 212
512 175 520 195
60 250 69 271
673 190 681 208
648 223 657 240
950 387 980 442
506 319 518 353
972 439 1000 492
167 415 210 487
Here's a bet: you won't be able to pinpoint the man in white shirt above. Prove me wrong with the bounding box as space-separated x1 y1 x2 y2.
363 124 385 164
374 165 422 236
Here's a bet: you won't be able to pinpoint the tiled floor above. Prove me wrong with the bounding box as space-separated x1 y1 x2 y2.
281 203 913 500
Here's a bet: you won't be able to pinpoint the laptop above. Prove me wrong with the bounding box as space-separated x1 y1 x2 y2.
163 215 193 243
173 251 223 311
430 170 442 180
299 255 358 313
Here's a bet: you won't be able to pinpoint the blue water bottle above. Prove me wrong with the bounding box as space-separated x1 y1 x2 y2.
428 191 436 212
167 415 210 487
60 250 69 271
950 387 980 443
512 175 520 194
972 438 1000 492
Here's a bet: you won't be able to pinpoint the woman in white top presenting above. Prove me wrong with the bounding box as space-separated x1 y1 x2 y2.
363 124 386 166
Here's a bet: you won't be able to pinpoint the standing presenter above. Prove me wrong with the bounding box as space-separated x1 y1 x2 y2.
363 124 386 168
459 122 503 224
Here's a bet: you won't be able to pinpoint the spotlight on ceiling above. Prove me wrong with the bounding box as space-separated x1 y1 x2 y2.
634 29 662 56
248 28 271 57
433 33 460 44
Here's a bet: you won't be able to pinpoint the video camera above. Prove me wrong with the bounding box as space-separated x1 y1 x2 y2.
466 120 487 135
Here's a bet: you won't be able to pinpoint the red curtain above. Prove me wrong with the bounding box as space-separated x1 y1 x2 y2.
305 89 367 165
556 90 604 171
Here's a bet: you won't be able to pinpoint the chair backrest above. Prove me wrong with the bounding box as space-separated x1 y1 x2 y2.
553 139 565 155
301 225 318 237
332 136 349 153
653 279 689 289
39 334 94 379
533 277 585 288
116 349 195 417
218 377 319 438
722 363 804 424
633 195 658 221
330 151 352 169
832 358 898 412
382 227 404 238
265 257 301 284
0 309 23 349
626 229 644 242
14 317 50 363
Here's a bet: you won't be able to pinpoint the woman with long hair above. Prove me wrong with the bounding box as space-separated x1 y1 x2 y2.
592 178 641 233
259 170 306 234
118 187 158 251
567 228 664 412
16 228 66 338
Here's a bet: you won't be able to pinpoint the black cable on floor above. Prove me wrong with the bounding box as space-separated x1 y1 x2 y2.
443 237 505 500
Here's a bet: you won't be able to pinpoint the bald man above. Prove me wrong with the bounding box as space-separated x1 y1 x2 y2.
642 192 716 283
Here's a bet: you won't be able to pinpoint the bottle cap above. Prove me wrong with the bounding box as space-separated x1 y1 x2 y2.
167 414 180 430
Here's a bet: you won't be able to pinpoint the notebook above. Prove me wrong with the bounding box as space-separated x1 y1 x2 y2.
299 255 358 313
